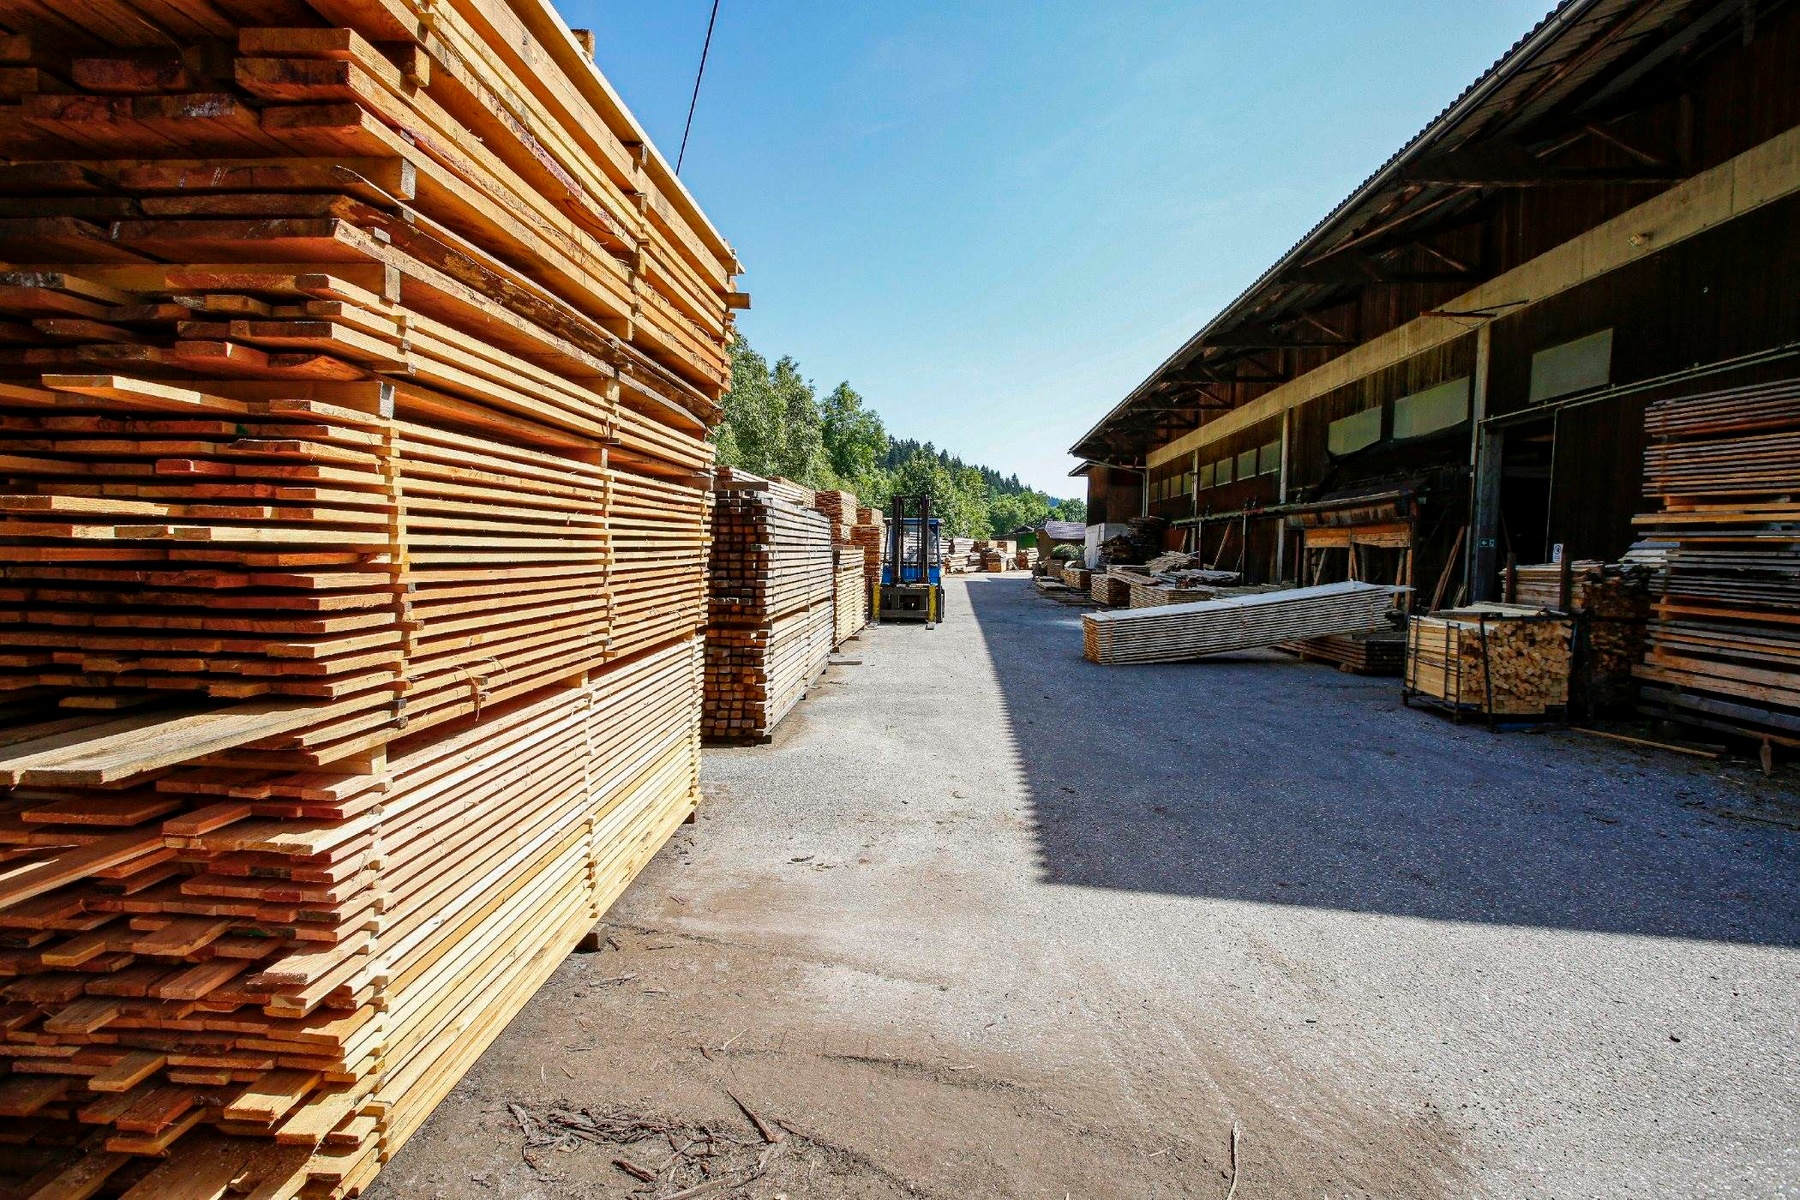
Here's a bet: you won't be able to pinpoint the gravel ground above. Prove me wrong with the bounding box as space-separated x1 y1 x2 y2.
376 575 1800 1199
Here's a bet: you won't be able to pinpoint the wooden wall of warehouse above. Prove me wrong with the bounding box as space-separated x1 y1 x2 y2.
1142 185 1800 592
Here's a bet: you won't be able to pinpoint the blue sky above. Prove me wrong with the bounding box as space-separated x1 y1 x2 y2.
566 2 1554 497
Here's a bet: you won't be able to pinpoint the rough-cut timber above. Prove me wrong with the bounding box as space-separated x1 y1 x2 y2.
1083 581 1402 665
1634 380 1800 747
703 470 833 742
833 548 866 647
0 0 739 1195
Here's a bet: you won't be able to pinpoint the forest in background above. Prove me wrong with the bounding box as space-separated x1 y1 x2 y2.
712 336 1086 538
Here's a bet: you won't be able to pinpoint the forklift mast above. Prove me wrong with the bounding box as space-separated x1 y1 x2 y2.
874 494 945 625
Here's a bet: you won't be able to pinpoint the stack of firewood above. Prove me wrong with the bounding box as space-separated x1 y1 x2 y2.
1405 605 1574 716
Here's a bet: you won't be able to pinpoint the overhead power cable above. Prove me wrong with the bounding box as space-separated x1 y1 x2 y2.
676 0 721 175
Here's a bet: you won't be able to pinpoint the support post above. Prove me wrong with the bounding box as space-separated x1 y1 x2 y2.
1468 323 1502 601
1276 408 1291 581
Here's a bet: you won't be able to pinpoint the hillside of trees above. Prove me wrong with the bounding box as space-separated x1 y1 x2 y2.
712 336 1085 538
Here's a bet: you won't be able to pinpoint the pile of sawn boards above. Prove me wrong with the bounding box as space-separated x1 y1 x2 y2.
1082 581 1401 665
0 0 742 1195
702 469 834 742
1634 378 1800 746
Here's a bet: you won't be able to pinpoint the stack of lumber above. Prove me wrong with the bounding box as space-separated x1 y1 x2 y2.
1573 565 1652 711
1061 564 1093 592
1405 604 1573 716
1083 581 1401 665
1014 548 1037 571
703 471 832 742
982 549 1006 572
831 548 865 647
1279 629 1406 675
1633 379 1800 745
1128 581 1215 608
812 489 856 543
0 0 739 1191
848 508 884 616
1509 560 1604 608
1090 572 1132 606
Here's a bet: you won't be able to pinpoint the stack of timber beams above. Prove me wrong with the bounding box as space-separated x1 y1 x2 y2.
703 469 832 742
831 548 865 647
1090 572 1131 606
0 0 740 1194
1634 379 1800 747
1278 629 1406 676
848 506 883 618
1083 581 1401 665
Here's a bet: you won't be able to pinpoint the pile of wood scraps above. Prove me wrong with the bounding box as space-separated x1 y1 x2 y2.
702 471 832 742
1634 378 1800 748
0 0 739 1194
1082 581 1403 665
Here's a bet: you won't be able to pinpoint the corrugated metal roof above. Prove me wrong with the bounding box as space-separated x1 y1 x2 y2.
1070 0 1709 461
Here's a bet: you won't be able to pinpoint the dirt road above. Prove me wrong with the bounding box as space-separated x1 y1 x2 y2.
373 575 1799 1198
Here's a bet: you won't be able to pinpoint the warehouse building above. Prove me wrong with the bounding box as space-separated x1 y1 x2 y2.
1071 0 1800 605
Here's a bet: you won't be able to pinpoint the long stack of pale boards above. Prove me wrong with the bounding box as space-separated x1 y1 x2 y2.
0 0 744 1195
1083 581 1405 665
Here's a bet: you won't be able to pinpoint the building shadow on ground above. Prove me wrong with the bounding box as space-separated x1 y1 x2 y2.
964 576 1800 947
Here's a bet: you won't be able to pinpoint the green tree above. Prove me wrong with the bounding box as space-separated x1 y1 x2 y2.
768 356 826 485
819 382 887 483
714 335 783 476
712 334 1086 527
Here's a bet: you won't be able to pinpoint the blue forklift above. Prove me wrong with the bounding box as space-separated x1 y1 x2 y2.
874 494 945 626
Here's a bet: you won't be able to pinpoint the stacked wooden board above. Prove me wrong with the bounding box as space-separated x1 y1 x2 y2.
1404 605 1573 716
1091 573 1132 606
1128 582 1214 609
1634 379 1800 745
848 507 884 617
811 489 856 543
1279 629 1406 675
1061 565 1093 592
702 470 833 742
0 0 738 1194
832 548 865 647
1083 581 1401 665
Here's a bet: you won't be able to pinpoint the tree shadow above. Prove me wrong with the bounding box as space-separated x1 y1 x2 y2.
964 576 1800 947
